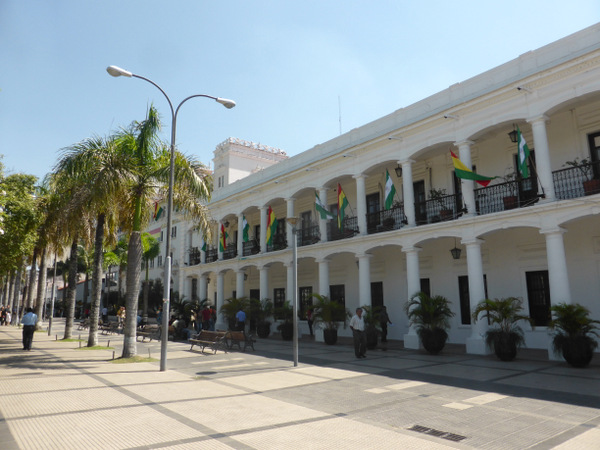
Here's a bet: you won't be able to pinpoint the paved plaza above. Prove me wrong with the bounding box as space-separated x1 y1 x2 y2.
0 320 599 449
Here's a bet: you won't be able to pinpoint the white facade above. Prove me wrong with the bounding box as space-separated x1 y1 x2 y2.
169 24 600 357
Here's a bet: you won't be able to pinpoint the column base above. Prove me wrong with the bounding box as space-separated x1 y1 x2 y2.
466 336 492 355
315 329 324 343
403 333 421 350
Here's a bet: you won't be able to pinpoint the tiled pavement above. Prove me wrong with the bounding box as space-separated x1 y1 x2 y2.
0 321 599 449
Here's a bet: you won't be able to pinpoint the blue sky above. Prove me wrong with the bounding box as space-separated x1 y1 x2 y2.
1 1 599 181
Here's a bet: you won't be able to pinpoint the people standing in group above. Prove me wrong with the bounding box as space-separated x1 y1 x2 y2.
21 307 38 351
349 307 367 359
379 305 392 343
201 305 212 331
235 308 246 332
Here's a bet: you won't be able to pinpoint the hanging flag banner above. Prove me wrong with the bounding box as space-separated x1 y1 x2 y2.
266 206 278 245
337 183 349 230
384 170 397 209
242 215 250 242
315 192 334 220
450 151 497 187
517 127 530 178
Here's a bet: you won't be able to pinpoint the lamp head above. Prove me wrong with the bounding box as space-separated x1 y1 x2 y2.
216 98 236 109
106 65 133 78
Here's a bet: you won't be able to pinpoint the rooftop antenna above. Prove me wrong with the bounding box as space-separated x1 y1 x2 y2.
338 95 342 135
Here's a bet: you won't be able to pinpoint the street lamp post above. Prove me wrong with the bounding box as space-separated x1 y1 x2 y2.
286 216 299 367
106 65 235 371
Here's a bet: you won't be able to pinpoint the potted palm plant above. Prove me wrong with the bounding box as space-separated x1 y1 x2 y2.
311 293 347 345
405 292 455 354
220 297 250 331
549 303 599 368
472 297 535 361
360 304 381 349
274 300 294 340
251 298 274 338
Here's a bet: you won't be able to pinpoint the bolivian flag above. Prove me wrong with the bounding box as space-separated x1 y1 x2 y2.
219 224 227 252
266 206 278 245
337 183 349 230
450 151 496 187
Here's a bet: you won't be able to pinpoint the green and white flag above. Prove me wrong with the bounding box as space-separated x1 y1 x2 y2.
200 236 207 252
384 170 396 210
242 215 250 242
517 126 530 178
315 192 334 220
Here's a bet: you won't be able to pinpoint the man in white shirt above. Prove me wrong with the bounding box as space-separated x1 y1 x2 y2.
349 307 366 358
20 307 38 351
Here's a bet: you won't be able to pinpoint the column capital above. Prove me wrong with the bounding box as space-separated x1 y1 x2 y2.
400 159 415 166
527 115 549 125
315 257 330 264
540 226 566 236
284 197 296 203
402 245 422 254
454 139 474 148
356 253 373 260
353 173 366 180
461 237 484 246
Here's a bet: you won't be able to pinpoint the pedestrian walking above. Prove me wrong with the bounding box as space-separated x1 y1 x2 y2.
349 307 366 358
379 305 392 342
307 308 314 336
235 308 246 332
21 307 38 351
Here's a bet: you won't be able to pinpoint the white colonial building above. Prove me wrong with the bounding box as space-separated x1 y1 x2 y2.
150 24 600 358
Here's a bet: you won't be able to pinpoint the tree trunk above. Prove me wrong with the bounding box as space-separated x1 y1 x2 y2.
6 270 14 309
88 213 105 347
26 247 39 309
12 265 23 324
34 247 47 328
122 231 142 358
64 239 78 339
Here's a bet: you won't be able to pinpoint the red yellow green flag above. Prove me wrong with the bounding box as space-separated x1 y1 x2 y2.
266 206 278 245
450 151 496 187
337 183 349 230
219 223 227 252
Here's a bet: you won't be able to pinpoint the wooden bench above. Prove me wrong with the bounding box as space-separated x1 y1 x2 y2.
226 331 256 352
100 322 121 335
77 319 90 330
137 324 161 342
189 330 228 354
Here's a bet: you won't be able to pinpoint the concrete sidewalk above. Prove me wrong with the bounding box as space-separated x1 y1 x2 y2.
0 321 599 449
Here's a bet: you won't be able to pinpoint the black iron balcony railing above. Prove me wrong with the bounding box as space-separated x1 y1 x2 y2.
242 239 261 256
553 159 600 199
366 204 407 234
188 246 200 266
267 233 287 252
414 193 463 225
206 248 218 263
298 223 321 246
328 216 359 241
223 246 237 260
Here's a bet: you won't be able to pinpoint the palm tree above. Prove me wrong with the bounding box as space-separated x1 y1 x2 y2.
141 232 160 323
54 135 130 346
114 105 211 357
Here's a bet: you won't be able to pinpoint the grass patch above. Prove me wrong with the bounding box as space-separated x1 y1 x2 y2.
76 346 113 351
111 356 158 364
60 338 85 342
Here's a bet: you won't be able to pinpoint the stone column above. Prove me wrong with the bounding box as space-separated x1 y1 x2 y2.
317 258 330 296
403 246 421 349
357 253 372 306
199 274 208 301
354 174 367 235
216 271 225 329
541 227 571 304
237 213 244 257
259 265 269 300
318 187 329 243
235 269 245 299
456 140 476 216
401 160 416 226
286 198 296 248
464 238 490 355
529 116 556 201
260 206 267 253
